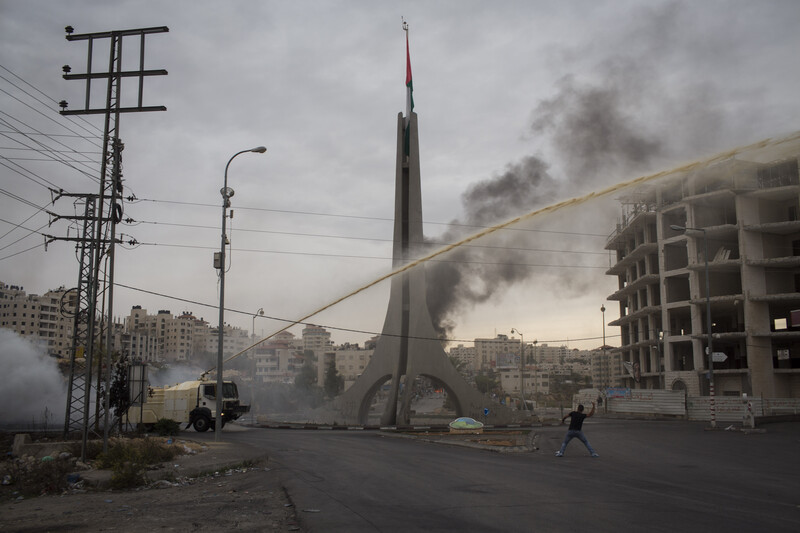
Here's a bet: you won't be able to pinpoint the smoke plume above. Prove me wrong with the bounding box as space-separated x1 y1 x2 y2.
0 329 67 427
424 5 726 340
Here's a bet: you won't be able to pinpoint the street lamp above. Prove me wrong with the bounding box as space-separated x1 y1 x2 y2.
216 146 266 442
252 307 264 343
511 328 525 411
670 224 715 428
600 305 606 390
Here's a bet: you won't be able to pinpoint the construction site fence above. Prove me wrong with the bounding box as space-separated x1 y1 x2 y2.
572 388 800 422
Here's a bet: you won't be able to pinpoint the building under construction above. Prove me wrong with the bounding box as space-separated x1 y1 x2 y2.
606 143 800 399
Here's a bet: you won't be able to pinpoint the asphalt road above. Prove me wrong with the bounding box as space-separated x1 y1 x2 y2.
223 419 800 532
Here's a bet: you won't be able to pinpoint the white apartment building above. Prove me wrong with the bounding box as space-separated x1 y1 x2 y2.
499 369 550 398
531 344 570 365
334 345 374 386
255 343 304 384
205 324 250 358
115 331 159 362
303 325 332 352
0 282 75 356
474 334 520 370
448 344 477 371
589 346 624 389
606 149 800 398
124 306 248 362
163 312 197 362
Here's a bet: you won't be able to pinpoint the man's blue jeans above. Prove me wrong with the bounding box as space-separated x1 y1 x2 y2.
558 430 597 455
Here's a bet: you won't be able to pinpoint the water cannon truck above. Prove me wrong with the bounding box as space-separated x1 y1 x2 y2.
125 379 249 432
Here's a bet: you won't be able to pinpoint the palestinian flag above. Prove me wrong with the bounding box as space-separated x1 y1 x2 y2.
404 29 414 155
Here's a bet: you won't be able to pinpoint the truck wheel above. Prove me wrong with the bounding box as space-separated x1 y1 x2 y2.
193 415 211 432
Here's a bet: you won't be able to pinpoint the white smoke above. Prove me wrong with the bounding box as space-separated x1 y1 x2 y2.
0 329 67 426
148 364 206 387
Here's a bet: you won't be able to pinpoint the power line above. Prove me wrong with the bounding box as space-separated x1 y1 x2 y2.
129 219 609 255
131 197 611 238
131 240 608 268
0 65 104 142
0 158 60 190
0 184 44 209
113 281 616 346
0 115 101 181
0 129 100 139
0 217 49 251
0 146 102 154
0 241 45 261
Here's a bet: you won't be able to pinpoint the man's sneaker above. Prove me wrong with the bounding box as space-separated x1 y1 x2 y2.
591 453 599 458
555 452 563 457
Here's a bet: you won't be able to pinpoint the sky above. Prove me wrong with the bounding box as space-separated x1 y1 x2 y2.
1 0 799 353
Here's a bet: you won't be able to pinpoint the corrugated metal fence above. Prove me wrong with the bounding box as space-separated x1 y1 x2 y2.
687 397 800 422
608 389 686 416
574 388 800 422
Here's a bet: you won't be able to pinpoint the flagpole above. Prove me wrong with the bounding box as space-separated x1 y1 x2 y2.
403 18 411 126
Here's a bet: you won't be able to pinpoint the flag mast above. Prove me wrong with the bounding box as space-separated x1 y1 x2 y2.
403 18 414 155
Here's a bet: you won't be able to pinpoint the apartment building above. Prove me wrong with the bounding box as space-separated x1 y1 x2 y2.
0 282 75 356
255 332 304 384
302 325 332 352
334 344 374 385
474 334 520 370
499 370 550 398
448 344 477 371
205 324 250 358
606 151 800 398
589 346 624 389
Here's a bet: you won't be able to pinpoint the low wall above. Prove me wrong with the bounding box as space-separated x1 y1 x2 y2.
574 388 800 424
687 397 800 422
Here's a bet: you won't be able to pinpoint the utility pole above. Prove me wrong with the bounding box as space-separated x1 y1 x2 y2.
51 25 167 458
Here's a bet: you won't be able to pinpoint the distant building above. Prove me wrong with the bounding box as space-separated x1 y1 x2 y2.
474 334 519 371
0 282 75 356
252 330 299 383
448 344 477 371
334 344 373 389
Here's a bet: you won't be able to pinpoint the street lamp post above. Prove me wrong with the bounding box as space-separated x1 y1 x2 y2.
252 307 264 345
511 328 525 411
600 304 606 390
670 224 715 428
216 146 266 442
250 307 263 420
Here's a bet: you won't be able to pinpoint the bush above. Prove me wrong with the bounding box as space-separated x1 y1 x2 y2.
95 437 183 489
0 455 75 499
153 418 181 436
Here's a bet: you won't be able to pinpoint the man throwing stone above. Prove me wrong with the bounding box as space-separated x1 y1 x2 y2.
555 402 599 457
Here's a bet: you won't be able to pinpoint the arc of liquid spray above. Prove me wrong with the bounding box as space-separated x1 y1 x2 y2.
201 132 799 378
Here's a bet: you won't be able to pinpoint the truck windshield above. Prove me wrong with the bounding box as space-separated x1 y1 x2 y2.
222 382 238 399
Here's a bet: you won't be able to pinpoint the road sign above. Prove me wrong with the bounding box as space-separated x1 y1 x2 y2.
712 352 727 363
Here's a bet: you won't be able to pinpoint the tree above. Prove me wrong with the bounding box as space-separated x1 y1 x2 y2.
474 373 499 394
294 360 317 391
323 360 344 398
108 353 130 426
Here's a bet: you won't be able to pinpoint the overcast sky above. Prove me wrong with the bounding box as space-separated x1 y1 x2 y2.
2 0 799 351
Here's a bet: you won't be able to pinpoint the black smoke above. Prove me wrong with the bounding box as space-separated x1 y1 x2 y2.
422 5 726 340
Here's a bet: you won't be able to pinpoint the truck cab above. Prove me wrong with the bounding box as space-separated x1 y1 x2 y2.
189 380 250 432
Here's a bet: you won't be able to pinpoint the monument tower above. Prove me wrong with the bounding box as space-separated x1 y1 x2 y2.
335 24 513 425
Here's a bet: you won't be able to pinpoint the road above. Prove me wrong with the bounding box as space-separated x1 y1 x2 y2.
224 419 800 532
